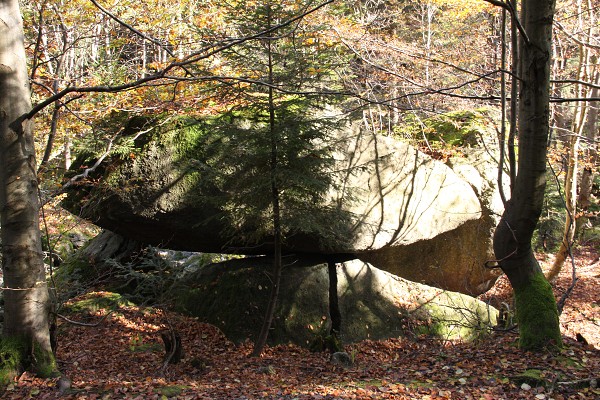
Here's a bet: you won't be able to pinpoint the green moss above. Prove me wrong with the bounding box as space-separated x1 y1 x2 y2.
32 344 59 379
65 291 134 314
157 384 187 397
514 272 562 350
395 108 492 147
510 369 549 387
427 109 489 146
0 337 26 388
53 254 95 290
556 354 583 369
0 337 58 391
417 291 498 341
309 332 343 353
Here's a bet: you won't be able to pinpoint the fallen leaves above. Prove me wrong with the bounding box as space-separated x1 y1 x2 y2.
2 248 599 399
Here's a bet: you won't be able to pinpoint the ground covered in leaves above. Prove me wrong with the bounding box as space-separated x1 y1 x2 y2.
3 248 599 399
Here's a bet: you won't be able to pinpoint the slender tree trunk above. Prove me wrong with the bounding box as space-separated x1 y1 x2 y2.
575 69 599 235
252 4 281 357
327 261 341 336
493 0 562 350
547 0 594 281
0 0 57 382
38 101 61 171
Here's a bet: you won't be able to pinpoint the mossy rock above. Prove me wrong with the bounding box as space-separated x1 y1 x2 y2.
426 109 492 146
175 258 498 347
61 112 504 295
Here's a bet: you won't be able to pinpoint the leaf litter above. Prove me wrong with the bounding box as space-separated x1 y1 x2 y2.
3 247 599 399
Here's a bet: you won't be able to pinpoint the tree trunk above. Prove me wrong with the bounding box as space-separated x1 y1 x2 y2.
0 0 57 382
252 5 281 356
493 0 562 350
38 101 61 172
575 70 599 237
327 261 342 337
547 0 594 281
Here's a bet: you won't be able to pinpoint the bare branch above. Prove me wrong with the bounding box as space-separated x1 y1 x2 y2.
23 0 335 120
552 79 600 90
483 0 530 45
555 20 600 50
55 310 114 327
551 96 600 103
89 0 195 77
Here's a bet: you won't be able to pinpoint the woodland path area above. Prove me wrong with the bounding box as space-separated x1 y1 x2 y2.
3 247 599 400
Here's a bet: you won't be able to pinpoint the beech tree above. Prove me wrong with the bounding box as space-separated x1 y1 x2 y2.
0 0 57 383
491 0 562 349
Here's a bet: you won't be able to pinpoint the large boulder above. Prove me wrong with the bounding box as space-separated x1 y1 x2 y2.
175 257 498 346
63 115 503 294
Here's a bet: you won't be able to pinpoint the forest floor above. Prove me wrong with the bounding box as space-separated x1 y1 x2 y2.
3 246 599 399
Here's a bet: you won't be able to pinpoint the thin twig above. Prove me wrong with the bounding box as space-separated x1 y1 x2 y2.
55 310 114 327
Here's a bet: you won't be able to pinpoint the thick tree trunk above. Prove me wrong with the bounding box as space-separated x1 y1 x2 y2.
493 0 562 350
0 0 57 382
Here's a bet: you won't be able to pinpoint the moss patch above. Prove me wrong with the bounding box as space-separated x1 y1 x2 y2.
32 344 59 379
0 337 26 389
65 291 135 314
157 384 187 397
416 291 498 341
395 108 492 148
510 369 549 388
514 272 562 350
0 337 58 391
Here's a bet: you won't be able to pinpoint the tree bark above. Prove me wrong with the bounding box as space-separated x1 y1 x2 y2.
493 0 562 350
252 4 281 356
0 0 57 380
575 69 599 237
327 261 341 336
547 0 595 281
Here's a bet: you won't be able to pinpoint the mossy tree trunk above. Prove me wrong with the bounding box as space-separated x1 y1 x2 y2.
0 0 58 384
493 0 562 350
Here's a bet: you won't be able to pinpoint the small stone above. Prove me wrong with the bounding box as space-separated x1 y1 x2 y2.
57 376 71 395
330 352 353 368
521 383 532 391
